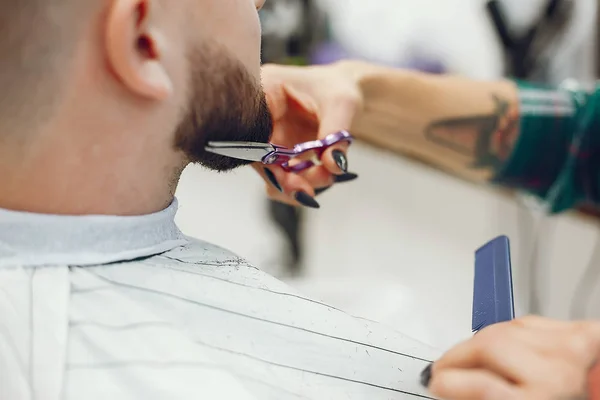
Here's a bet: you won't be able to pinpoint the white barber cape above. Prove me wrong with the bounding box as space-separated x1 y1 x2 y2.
0 200 440 400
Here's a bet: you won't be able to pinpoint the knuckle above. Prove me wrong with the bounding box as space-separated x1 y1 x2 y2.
564 331 597 362
579 322 600 348
468 336 496 363
332 91 363 110
513 315 542 327
477 323 508 344
471 332 493 351
470 326 516 362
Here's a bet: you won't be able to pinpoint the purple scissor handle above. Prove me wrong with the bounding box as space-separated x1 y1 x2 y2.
266 130 352 172
205 130 353 173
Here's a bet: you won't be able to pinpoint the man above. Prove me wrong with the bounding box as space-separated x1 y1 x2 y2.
0 1 436 400
0 2 597 400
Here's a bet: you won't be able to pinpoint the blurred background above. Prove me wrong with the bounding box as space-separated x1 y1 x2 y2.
176 0 600 351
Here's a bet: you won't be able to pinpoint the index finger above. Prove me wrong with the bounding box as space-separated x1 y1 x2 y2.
433 330 551 385
318 97 360 174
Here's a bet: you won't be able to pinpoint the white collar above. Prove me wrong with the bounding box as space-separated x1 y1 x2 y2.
0 199 188 268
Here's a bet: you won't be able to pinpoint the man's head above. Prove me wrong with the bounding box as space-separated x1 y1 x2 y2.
0 0 272 214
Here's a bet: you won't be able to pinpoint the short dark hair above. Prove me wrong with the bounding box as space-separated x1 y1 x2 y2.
0 2 87 129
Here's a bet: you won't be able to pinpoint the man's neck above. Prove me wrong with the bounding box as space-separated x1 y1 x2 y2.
0 138 184 216
0 173 177 217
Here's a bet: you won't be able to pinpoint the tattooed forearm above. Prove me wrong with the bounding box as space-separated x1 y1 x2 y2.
424 95 520 171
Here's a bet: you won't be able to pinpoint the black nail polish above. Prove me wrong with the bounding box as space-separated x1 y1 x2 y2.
294 192 320 209
315 186 332 196
332 150 348 172
264 168 283 192
420 364 433 388
334 173 358 183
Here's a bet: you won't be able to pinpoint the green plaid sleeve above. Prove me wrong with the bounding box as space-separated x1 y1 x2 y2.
493 80 600 213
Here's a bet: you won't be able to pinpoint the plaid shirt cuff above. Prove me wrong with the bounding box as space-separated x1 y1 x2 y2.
493 80 583 212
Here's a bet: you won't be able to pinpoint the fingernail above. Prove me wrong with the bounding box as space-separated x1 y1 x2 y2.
420 364 433 388
264 168 283 192
294 191 320 209
334 173 358 183
315 186 332 196
332 150 348 172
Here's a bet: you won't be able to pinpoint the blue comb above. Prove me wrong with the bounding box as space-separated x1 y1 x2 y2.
472 235 515 332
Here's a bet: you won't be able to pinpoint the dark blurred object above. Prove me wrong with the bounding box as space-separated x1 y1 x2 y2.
260 0 328 275
597 0 600 78
260 0 328 65
268 200 304 274
487 0 574 81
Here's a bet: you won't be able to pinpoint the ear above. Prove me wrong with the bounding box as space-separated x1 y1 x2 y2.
105 0 172 100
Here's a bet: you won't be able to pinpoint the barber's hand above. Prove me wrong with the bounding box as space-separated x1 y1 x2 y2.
422 316 600 400
256 62 363 208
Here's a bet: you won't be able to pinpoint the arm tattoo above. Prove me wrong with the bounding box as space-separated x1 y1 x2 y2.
424 95 520 171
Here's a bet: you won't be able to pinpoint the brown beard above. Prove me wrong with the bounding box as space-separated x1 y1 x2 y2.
174 42 273 172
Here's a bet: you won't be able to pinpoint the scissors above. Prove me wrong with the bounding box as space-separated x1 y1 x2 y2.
204 130 353 173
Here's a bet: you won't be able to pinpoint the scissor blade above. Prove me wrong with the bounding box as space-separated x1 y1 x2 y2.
205 141 273 162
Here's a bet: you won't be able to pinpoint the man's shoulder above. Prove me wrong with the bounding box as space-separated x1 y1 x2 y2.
146 236 298 294
161 236 251 266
